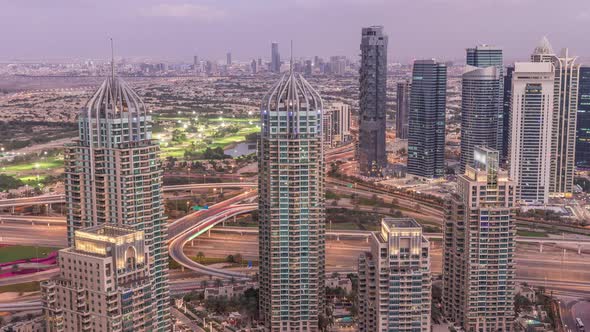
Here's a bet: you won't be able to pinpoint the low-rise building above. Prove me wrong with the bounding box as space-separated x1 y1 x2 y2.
42 225 154 331
358 218 431 332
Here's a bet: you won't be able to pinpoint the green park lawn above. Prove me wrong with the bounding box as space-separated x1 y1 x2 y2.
1 157 63 173
0 246 57 263
517 230 548 237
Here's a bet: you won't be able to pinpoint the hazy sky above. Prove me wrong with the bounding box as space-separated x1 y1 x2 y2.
2 0 590 63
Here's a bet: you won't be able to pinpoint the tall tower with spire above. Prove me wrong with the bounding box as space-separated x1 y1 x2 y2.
531 36 580 197
258 64 326 331
62 47 170 330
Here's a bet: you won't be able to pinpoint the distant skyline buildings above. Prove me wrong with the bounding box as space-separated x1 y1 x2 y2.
407 59 447 179
271 42 280 73
358 26 388 177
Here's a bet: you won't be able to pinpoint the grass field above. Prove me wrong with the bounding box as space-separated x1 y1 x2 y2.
2 157 63 173
0 281 40 293
517 230 548 237
0 246 57 263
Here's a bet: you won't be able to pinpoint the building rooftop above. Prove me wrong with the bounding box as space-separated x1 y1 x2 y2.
382 217 421 229
80 224 137 238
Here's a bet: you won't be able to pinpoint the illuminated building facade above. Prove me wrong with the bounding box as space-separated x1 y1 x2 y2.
42 225 152 331
62 74 169 329
258 69 326 331
443 147 516 331
358 218 431 332
531 37 580 197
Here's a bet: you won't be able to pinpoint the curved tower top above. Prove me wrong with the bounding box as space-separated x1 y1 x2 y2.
261 71 322 137
82 76 148 120
262 71 322 112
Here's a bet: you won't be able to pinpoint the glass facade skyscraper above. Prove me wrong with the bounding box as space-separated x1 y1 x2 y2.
502 65 514 163
465 45 504 159
358 26 388 177
407 59 447 179
576 66 590 168
396 80 410 140
258 70 325 331
63 75 170 330
271 42 281 73
460 65 501 174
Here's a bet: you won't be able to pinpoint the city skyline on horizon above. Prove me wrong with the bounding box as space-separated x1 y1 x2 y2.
2 0 590 62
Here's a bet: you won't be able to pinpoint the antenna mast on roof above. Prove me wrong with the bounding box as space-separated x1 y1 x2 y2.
290 40 293 74
110 38 115 79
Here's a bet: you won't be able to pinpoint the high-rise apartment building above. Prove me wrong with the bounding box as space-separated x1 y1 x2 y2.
329 56 347 75
460 65 502 174
443 147 516 331
509 62 555 204
258 70 325 331
271 42 281 73
502 65 514 163
327 102 351 147
62 74 170 329
396 81 410 140
358 26 388 176
407 59 447 179
193 55 199 72
43 225 153 331
251 59 258 74
577 66 590 168
531 37 580 197
358 218 431 332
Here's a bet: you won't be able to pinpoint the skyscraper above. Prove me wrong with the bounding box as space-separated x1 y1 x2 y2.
227 51 232 66
577 66 590 168
251 59 258 74
531 37 580 197
193 55 199 72
271 42 281 73
464 45 504 168
509 62 554 204
43 225 153 331
443 146 516 331
502 65 514 163
258 70 325 331
63 73 170 329
395 80 410 140
460 65 501 174
358 26 388 176
407 59 447 179
358 218 431 332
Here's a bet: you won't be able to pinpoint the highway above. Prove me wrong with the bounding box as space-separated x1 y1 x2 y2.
168 204 256 280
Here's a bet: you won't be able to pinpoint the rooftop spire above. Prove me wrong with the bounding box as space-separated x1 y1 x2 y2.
110 38 115 79
290 40 293 74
